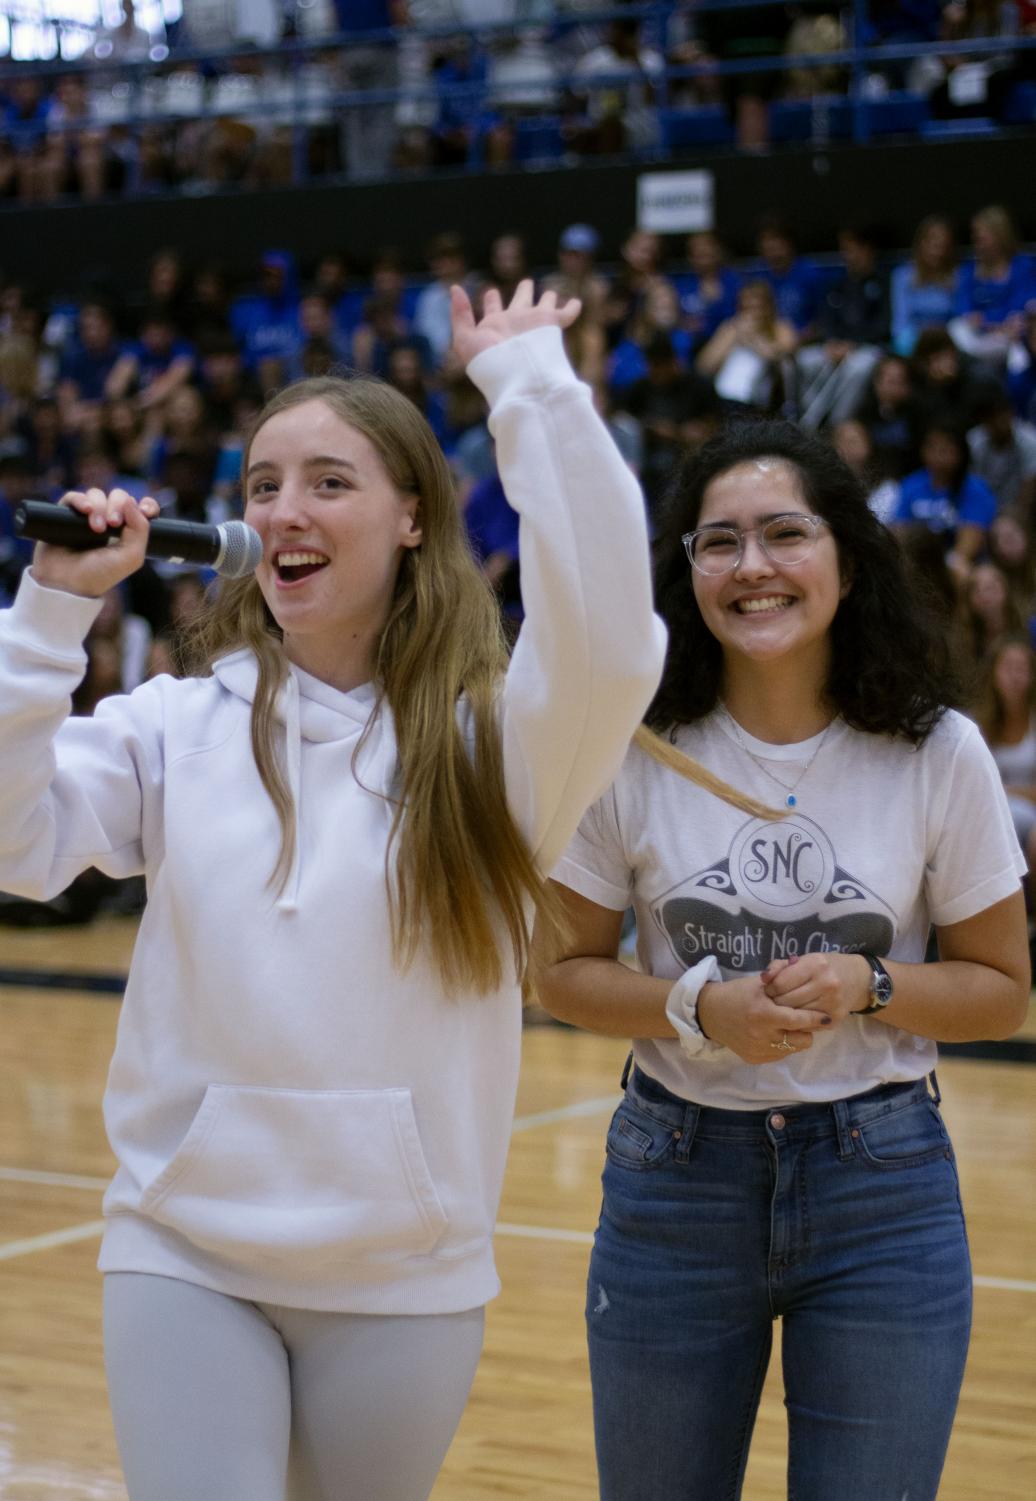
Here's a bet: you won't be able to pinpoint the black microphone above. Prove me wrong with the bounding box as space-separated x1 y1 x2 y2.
14 501 263 580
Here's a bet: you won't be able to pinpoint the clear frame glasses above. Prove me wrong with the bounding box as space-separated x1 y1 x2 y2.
682 514 829 576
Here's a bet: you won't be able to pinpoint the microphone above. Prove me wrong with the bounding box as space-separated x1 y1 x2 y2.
14 501 263 580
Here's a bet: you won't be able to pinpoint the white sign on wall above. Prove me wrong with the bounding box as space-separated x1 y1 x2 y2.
637 170 715 234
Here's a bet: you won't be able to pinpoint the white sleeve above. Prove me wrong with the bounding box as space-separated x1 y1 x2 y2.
0 572 162 899
466 326 667 872
551 787 633 912
925 717 1027 928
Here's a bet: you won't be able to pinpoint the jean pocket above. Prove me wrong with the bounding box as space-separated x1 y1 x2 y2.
853 1098 952 1171
604 1099 678 1171
138 1084 449 1276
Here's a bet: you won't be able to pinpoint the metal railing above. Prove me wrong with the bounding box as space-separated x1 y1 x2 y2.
0 2 1031 197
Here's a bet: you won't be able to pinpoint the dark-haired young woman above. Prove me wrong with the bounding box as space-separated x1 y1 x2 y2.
536 421 1030 1501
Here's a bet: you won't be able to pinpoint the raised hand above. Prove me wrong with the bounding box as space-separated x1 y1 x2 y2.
450 279 582 367
31 488 160 600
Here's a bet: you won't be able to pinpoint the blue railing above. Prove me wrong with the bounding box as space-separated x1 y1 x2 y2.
0 1 1032 198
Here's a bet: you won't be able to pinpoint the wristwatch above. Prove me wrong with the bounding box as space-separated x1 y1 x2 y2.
856 951 893 1014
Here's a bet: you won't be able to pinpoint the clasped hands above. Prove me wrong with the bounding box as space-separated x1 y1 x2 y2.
696 951 873 1066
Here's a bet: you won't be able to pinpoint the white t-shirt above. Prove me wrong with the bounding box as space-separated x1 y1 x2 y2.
553 708 1025 1110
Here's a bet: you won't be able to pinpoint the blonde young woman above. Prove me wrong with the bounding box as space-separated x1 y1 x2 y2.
0 282 665 1501
951 204 1036 363
696 281 797 412
890 213 959 356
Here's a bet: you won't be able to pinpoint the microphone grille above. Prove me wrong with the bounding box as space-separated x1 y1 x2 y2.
217 521 264 579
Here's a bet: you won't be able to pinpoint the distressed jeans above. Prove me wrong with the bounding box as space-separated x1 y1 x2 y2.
586 1064 972 1501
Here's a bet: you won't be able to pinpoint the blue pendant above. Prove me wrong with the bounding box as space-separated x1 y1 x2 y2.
786 794 797 807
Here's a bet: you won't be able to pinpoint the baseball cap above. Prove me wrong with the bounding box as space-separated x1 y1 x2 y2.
560 224 599 255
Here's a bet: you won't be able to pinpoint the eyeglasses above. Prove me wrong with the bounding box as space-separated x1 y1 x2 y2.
682 514 829 576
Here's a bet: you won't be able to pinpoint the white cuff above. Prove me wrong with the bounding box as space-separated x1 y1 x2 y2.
666 956 725 1059
466 324 578 408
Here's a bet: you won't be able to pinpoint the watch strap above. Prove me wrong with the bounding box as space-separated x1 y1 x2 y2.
857 950 893 1014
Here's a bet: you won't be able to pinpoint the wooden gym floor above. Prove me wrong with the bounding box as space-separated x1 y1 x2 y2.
1 915 1034 1499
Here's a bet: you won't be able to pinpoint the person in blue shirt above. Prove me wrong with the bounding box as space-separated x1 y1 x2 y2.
431 36 491 168
462 462 522 633
607 279 694 398
2 76 52 197
107 308 196 412
952 206 1036 365
229 250 301 386
57 300 128 428
890 214 960 356
673 231 741 353
895 420 998 576
755 218 820 343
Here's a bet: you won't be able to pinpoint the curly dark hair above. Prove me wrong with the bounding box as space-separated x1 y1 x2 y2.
648 419 962 743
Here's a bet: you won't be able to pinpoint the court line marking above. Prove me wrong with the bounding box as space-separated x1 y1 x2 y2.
511 1096 619 1132
0 1165 111 1191
972 1274 1036 1294
0 1219 106 1261
496 1222 594 1245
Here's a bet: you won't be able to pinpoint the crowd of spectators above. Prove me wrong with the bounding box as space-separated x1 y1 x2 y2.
3 195 1036 925
1 2 1035 200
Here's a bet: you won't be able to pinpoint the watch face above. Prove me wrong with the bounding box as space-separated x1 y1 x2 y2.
873 972 893 1004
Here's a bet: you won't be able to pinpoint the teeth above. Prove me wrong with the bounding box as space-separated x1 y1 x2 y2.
277 551 329 567
736 596 794 613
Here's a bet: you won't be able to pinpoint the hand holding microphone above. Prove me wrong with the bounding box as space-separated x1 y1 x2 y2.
16 491 263 600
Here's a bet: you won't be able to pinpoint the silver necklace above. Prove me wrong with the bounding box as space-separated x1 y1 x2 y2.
720 706 835 809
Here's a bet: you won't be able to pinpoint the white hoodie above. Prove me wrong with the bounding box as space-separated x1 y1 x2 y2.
0 326 666 1314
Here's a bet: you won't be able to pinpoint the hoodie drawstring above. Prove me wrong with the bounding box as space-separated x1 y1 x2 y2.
276 672 303 913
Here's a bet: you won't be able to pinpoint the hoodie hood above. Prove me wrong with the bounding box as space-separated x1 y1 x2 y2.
213 649 378 742
212 650 396 912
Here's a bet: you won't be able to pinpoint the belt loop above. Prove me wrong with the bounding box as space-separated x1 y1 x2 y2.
620 1051 633 1091
927 1069 941 1106
831 1096 856 1160
673 1101 700 1164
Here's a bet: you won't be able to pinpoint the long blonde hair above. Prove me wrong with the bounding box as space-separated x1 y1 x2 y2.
187 375 567 995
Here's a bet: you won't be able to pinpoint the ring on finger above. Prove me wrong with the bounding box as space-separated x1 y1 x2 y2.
771 1032 795 1052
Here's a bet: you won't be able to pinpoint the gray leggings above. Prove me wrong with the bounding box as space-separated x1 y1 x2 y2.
103 1272 485 1501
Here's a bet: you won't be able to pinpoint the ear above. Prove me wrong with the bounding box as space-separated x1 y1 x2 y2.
399 494 422 550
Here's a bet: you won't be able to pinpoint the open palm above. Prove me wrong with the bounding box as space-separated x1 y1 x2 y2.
451 279 582 366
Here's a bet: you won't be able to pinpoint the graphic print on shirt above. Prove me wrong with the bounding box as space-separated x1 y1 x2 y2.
650 814 895 974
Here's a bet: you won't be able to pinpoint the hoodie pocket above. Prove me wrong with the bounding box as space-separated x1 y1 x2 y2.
138 1085 448 1275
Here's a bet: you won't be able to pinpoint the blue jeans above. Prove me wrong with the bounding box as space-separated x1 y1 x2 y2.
587 1064 972 1501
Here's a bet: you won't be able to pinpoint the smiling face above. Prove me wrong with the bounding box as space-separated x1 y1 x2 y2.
691 460 845 683
244 399 422 684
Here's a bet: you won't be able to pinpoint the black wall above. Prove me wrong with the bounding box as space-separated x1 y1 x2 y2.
4 133 1034 294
